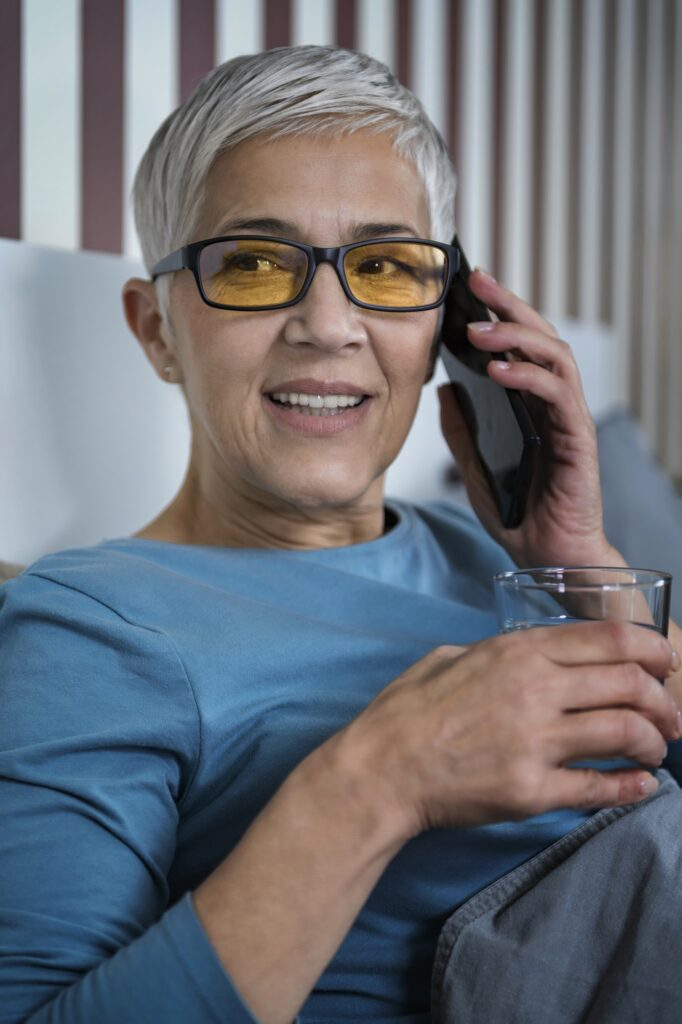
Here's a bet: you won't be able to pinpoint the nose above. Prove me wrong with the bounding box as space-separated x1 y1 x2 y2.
281 262 368 352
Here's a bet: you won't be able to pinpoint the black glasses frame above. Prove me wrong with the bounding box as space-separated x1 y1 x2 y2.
150 235 461 312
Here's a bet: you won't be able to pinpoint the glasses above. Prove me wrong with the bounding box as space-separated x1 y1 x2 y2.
151 235 460 312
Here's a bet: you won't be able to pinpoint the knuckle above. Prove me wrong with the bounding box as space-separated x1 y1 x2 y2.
621 662 648 701
430 644 459 664
579 769 606 808
604 620 633 659
506 762 545 817
616 709 641 751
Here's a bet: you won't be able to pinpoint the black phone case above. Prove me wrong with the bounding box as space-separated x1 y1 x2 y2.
439 239 540 528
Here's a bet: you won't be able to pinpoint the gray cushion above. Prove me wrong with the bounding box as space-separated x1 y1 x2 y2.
598 409 682 621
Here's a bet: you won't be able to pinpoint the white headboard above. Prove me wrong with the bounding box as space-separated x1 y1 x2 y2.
1 239 190 563
1 240 621 565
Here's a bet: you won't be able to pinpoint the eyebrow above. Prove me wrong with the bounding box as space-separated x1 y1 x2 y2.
211 217 422 242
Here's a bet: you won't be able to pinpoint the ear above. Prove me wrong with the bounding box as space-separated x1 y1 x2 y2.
423 305 445 384
121 278 181 383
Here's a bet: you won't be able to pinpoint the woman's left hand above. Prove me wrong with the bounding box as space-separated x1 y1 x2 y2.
438 268 619 570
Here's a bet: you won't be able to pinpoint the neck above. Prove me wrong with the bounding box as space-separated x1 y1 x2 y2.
134 462 389 551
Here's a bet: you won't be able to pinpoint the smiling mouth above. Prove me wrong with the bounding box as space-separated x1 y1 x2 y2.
267 393 369 417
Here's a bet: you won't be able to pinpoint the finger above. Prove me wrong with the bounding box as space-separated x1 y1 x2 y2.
485 359 588 431
467 322 582 386
560 662 681 742
468 268 558 337
527 620 677 679
548 766 659 811
552 708 668 767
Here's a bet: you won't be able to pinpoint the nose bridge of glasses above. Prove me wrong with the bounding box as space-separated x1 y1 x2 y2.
304 245 351 299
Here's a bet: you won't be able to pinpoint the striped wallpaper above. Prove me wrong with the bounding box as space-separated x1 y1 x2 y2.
1 0 681 475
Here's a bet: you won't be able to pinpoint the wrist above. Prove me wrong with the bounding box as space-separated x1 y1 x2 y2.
294 731 413 857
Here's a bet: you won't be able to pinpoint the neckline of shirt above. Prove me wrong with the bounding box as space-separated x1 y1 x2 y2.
98 499 415 559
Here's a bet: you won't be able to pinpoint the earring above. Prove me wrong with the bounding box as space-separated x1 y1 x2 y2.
163 366 173 376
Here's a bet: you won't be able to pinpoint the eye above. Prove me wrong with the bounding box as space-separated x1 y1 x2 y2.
225 253 278 273
356 257 398 275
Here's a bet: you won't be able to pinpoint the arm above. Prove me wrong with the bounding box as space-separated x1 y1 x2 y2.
0 575 255 1024
2 575 678 1024
193 625 679 1023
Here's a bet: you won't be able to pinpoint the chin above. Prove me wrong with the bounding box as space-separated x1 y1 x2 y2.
270 467 379 511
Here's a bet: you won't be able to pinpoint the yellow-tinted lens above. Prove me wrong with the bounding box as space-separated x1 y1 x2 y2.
344 242 447 307
199 239 308 307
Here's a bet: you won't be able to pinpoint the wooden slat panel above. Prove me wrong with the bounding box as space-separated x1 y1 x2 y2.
81 0 125 253
663 0 679 475
446 0 462 181
0 0 21 239
265 0 291 49
566 0 583 317
530 0 546 310
179 0 215 102
599 0 617 324
628 0 647 419
492 0 508 280
335 0 357 48
396 0 412 87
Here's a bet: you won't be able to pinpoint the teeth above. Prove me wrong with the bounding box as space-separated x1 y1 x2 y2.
271 392 364 410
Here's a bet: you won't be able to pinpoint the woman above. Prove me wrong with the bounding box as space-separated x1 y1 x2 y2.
1 46 680 1024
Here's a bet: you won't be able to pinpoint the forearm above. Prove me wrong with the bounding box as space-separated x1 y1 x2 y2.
192 738 406 1024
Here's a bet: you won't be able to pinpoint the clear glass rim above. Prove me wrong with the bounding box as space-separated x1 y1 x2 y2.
494 566 672 591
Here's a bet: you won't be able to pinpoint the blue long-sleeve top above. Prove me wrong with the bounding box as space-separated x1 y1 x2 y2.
1 498 680 1023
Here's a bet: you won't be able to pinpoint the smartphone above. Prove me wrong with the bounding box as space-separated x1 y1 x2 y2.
438 238 541 528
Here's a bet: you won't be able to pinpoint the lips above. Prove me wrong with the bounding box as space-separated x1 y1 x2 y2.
264 378 370 397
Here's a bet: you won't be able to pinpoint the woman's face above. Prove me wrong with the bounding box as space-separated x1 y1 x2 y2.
166 131 440 513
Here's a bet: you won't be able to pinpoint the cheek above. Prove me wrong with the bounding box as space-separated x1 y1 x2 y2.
382 319 438 399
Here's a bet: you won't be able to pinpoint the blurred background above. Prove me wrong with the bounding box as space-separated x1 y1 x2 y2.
1 0 681 574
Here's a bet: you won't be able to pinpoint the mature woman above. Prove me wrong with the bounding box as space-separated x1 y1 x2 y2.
1 46 681 1024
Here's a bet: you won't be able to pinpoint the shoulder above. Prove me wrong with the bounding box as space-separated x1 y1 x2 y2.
0 543 195 712
391 498 516 571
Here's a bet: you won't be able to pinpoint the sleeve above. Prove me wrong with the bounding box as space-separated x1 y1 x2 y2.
0 572 260 1024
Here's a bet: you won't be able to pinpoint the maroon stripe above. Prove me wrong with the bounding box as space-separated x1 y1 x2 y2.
659 0 676 457
599 0 617 323
530 0 547 309
265 0 291 50
566 0 583 317
446 1 462 183
396 0 412 87
81 0 125 253
629 0 648 416
335 0 357 50
491 0 508 280
179 0 216 103
0 0 21 239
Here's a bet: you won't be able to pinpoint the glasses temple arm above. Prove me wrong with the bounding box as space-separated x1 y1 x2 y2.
150 249 188 280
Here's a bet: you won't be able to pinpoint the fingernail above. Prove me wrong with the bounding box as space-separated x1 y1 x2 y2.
676 710 682 739
492 361 511 370
468 321 495 333
638 773 658 796
671 649 681 673
475 266 496 283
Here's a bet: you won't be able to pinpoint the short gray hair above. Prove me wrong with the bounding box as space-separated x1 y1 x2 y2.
133 45 457 316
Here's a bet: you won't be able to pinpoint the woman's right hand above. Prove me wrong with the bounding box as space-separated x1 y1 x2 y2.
328 621 681 840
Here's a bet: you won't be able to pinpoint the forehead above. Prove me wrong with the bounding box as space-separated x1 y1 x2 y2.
195 131 431 243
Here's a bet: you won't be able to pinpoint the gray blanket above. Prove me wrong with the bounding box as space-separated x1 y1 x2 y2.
431 770 682 1023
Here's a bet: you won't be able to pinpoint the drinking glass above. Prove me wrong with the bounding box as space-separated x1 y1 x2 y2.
494 567 672 638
